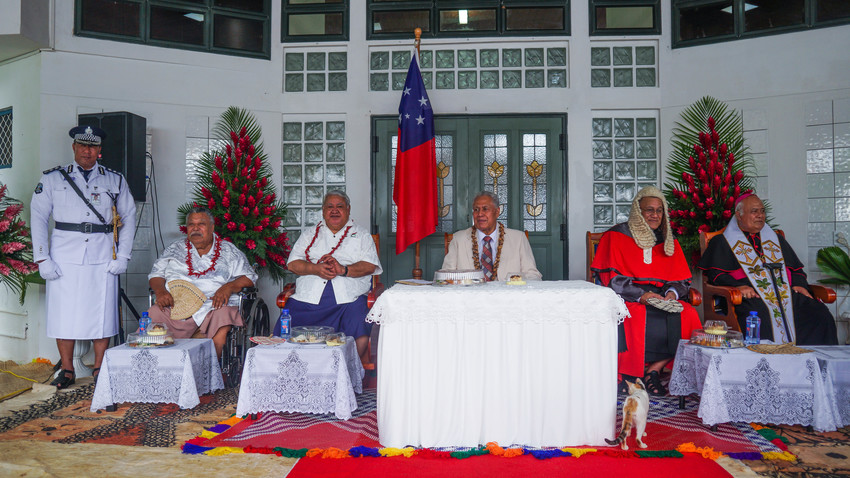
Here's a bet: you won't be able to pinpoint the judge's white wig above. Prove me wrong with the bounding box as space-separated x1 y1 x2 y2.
627 186 675 256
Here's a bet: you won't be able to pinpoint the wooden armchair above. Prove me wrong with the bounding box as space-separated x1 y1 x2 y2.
699 229 835 333
586 231 702 306
276 233 385 370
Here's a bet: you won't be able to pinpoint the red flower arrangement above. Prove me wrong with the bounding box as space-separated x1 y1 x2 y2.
179 107 291 281
0 183 39 303
664 97 758 259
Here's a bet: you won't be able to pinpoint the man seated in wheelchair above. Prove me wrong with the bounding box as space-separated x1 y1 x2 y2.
147 206 257 358
285 190 382 358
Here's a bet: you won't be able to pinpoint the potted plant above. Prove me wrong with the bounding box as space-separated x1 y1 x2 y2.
0 183 39 304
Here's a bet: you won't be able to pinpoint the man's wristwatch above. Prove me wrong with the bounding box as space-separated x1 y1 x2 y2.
344 265 349 277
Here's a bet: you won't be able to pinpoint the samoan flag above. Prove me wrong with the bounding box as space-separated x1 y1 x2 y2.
393 52 438 254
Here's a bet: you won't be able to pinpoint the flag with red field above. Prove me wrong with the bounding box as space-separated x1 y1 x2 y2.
393 52 437 254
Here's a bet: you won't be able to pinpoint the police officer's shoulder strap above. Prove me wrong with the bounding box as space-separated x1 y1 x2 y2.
57 168 108 225
42 166 62 175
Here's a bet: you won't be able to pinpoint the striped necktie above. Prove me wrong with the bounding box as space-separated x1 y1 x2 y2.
482 236 494 281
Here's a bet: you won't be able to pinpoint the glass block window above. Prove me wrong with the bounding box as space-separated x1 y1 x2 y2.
673 0 850 48
592 112 659 231
806 98 850 274
184 115 220 201
484 133 509 223
282 0 347 42
368 1 570 39
282 118 347 237
391 134 455 233
0 108 11 169
76 0 270 58
522 133 548 232
284 49 348 93
369 43 568 92
590 1 660 35
590 41 657 88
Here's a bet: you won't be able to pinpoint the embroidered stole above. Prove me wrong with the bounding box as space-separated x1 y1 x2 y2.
723 221 796 343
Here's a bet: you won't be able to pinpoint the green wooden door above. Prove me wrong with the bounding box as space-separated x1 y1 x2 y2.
372 115 567 283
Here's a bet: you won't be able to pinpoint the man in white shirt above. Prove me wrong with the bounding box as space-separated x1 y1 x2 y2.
443 190 542 281
147 207 257 358
286 190 382 357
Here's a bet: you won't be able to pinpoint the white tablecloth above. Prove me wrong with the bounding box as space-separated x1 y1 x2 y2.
668 340 841 431
235 336 364 420
91 339 223 411
366 280 628 448
807 346 850 428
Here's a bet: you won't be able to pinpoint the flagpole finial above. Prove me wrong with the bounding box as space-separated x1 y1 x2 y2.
414 28 421 54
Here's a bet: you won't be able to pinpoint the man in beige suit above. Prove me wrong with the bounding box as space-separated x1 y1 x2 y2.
442 191 542 281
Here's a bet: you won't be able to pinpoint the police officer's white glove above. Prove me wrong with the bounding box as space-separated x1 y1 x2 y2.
38 259 62 281
107 257 129 275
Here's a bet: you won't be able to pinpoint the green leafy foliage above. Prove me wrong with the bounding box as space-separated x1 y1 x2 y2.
178 107 291 282
816 246 850 285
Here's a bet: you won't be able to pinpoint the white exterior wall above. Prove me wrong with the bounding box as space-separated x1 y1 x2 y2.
0 1 849 360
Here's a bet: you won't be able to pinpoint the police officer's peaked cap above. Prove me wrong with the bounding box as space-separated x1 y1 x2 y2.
68 125 107 145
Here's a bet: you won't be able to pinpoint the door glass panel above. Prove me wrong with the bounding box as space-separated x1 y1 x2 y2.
483 133 509 222
435 134 454 232
522 133 547 232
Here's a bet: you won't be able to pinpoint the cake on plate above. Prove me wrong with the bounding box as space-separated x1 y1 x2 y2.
433 269 485 285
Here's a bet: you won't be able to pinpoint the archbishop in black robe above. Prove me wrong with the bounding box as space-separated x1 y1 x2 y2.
699 229 838 345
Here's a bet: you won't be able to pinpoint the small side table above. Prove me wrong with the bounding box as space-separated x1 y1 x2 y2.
90 338 224 412
669 340 839 431
235 336 364 420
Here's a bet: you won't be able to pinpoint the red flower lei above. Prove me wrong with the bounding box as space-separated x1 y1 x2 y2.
187 234 222 277
305 222 352 263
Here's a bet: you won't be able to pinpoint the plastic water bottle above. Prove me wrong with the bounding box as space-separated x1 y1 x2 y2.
139 311 151 335
274 309 292 339
745 311 761 345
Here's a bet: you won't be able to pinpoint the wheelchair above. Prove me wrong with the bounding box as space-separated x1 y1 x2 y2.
149 286 270 388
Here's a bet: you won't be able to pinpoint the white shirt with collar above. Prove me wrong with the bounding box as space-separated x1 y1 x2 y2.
476 228 497 264
287 219 383 305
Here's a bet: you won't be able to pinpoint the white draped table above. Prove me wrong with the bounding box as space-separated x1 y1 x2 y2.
668 340 847 431
91 339 223 411
235 336 364 420
366 280 628 448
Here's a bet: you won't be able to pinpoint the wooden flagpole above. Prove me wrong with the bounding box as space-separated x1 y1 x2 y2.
412 27 423 280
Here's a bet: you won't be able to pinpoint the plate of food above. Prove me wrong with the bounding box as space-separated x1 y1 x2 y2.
127 324 175 348
289 326 334 344
325 333 346 346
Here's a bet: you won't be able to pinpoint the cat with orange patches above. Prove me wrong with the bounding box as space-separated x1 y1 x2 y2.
605 378 650 450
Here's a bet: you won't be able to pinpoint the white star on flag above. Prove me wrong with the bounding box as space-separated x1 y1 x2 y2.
403 87 411 95
416 115 425 125
418 97 428 107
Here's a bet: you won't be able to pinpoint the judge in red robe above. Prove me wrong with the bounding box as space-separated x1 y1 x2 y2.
591 186 702 396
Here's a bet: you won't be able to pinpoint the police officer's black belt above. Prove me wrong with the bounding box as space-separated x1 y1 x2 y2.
55 222 114 234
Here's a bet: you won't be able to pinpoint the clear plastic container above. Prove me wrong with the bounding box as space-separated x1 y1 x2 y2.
290 326 334 344
690 329 745 348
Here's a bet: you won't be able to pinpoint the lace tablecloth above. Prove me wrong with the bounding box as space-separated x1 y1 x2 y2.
91 339 223 411
807 346 850 428
668 340 841 431
235 336 364 420
371 280 628 448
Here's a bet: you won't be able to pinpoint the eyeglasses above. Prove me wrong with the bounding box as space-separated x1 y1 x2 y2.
641 208 664 216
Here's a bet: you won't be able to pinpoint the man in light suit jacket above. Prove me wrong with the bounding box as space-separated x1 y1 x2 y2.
442 191 542 281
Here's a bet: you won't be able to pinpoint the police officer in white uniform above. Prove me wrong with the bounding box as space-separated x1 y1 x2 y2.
31 125 136 388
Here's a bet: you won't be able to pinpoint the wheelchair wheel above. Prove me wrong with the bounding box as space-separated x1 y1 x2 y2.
221 327 244 388
251 299 270 337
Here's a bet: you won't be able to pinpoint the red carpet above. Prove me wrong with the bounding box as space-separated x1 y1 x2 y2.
287 453 732 478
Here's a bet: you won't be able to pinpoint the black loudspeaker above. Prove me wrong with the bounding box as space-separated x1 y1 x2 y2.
78 111 147 202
